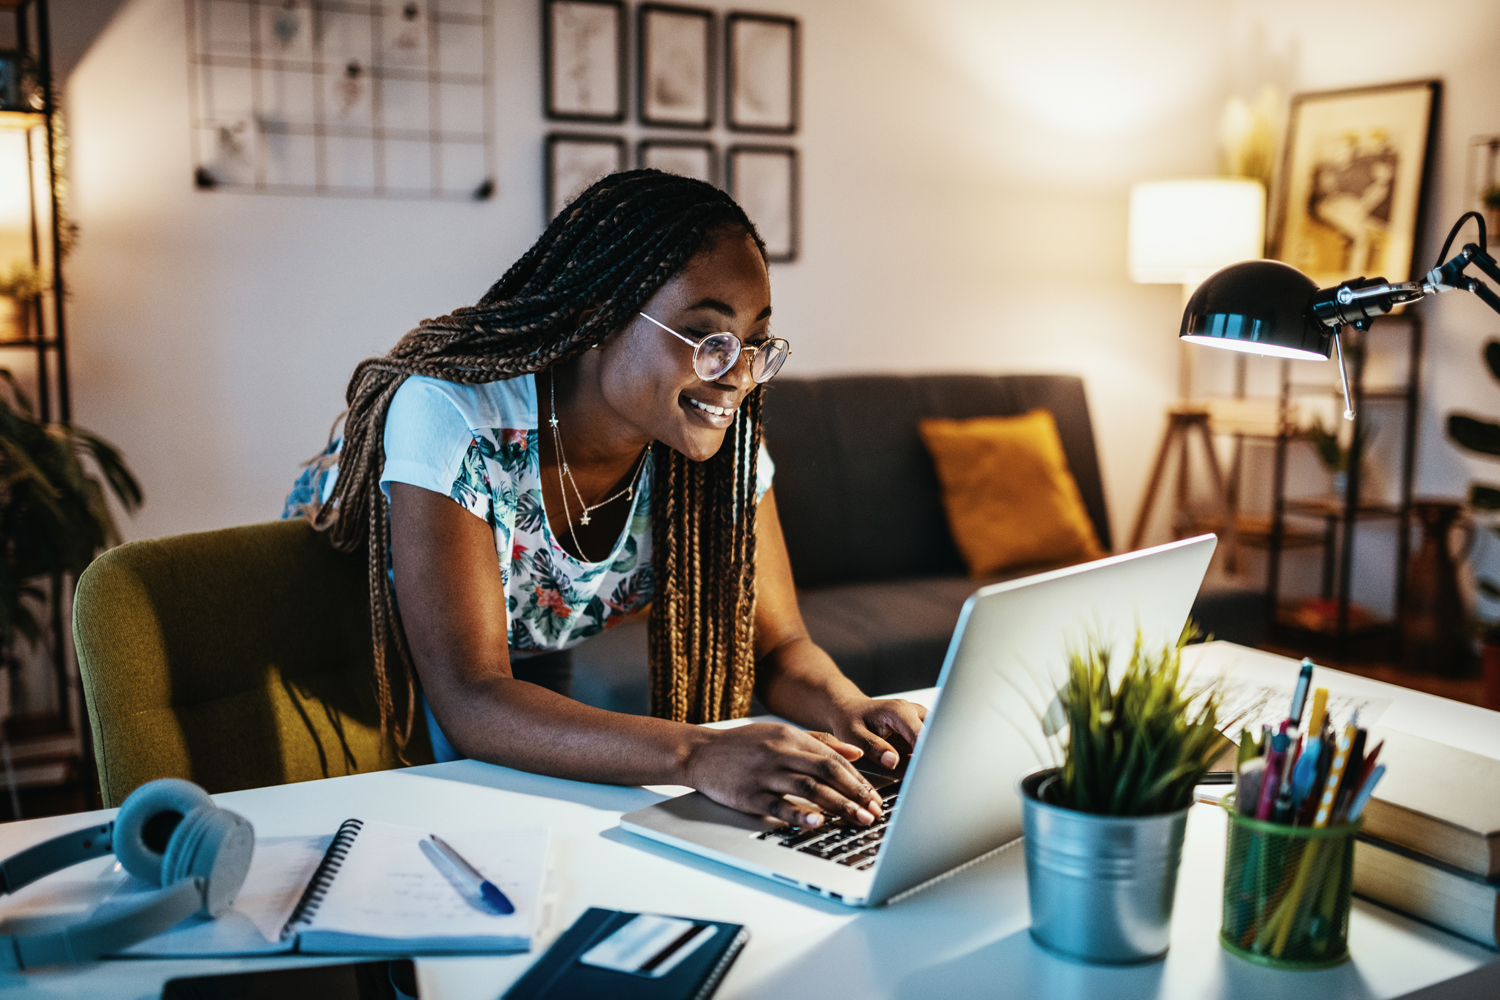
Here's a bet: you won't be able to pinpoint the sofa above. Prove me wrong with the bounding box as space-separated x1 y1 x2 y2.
571 373 1266 715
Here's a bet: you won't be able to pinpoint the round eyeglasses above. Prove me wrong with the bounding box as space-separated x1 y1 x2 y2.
638 312 791 384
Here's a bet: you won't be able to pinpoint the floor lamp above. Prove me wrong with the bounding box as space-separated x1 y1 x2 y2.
1127 179 1266 561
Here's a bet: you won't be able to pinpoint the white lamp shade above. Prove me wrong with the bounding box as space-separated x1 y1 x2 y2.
1128 178 1265 285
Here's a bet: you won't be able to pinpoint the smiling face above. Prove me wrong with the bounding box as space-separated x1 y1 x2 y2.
593 227 773 462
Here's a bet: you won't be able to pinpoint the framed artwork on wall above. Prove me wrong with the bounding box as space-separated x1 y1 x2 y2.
638 3 713 129
1271 80 1440 287
728 145 797 262
638 139 716 184
726 13 798 134
545 133 625 222
544 0 626 123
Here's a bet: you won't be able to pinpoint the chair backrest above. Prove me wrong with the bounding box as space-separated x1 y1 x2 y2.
74 518 431 807
761 374 1112 589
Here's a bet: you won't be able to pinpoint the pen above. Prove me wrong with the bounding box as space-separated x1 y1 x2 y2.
427 834 516 915
1314 723 1356 828
1346 764 1386 822
1289 659 1314 728
1257 732 1288 821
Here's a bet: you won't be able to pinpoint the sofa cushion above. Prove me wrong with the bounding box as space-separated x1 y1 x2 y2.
761 375 1111 590
919 410 1106 577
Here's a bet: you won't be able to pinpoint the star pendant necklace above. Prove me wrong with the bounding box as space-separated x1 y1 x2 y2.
547 372 649 559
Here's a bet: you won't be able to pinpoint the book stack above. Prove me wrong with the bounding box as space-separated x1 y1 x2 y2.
1351 729 1499 950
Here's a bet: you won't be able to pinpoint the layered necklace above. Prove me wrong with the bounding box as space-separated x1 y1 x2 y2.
546 372 649 560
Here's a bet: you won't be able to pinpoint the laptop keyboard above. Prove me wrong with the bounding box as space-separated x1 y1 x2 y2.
753 781 902 871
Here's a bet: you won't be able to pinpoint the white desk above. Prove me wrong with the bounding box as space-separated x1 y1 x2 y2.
2 642 1497 999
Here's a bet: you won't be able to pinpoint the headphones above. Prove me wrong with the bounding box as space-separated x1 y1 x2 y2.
0 779 253 970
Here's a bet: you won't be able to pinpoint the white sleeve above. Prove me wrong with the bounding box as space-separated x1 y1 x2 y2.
380 377 476 501
756 441 775 502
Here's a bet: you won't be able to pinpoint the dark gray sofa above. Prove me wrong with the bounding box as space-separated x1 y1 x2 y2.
571 374 1265 715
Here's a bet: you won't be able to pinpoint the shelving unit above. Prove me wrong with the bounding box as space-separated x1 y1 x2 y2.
2 0 87 816
1265 313 1422 658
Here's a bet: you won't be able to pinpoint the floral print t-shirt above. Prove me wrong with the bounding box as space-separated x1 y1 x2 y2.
284 373 774 656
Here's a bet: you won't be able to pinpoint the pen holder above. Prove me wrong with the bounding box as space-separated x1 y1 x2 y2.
1219 796 1361 969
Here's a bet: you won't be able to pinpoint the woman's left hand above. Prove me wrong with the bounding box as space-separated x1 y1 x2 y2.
826 696 927 771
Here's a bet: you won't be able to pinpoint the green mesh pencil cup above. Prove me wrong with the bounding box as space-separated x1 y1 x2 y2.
1220 795 1362 969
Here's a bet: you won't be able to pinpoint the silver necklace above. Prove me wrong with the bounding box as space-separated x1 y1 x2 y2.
546 373 649 559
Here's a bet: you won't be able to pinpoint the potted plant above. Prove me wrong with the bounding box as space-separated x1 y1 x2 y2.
1019 628 1225 964
0 371 141 717
1298 416 1372 500
0 262 44 344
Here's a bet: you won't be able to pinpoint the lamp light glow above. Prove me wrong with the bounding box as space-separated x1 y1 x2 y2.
1129 179 1266 286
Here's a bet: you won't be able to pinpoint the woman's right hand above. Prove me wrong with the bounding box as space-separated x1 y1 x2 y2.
683 723 886 828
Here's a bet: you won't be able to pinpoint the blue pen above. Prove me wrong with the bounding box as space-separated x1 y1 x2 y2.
1346 764 1386 822
1289 658 1314 728
1289 733 1323 815
428 834 516 915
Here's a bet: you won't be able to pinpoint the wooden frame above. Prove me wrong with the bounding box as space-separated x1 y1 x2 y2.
637 138 716 185
725 12 798 134
637 3 713 130
545 133 625 223
727 144 797 262
1270 80 1441 287
543 0 626 123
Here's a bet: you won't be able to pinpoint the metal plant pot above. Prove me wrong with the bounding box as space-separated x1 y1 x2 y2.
1019 768 1189 964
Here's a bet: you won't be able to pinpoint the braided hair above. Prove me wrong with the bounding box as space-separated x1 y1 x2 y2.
305 169 768 753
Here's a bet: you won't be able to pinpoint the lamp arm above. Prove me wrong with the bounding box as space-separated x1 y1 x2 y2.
1426 242 1500 316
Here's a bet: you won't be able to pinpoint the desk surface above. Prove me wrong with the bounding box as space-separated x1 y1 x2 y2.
2 642 1498 999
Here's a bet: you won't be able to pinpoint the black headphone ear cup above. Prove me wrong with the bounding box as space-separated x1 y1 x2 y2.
113 779 215 886
161 806 255 917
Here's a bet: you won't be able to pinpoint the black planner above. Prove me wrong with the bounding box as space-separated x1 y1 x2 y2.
502 908 748 1000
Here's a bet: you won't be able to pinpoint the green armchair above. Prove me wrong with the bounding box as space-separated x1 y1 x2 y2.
74 519 431 807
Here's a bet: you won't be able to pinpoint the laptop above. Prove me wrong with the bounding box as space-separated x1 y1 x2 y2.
619 534 1218 907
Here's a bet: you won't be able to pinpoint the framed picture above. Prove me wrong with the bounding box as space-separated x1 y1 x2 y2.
727 145 797 262
638 139 716 184
1271 80 1440 287
544 0 625 123
545 133 625 222
1466 133 1500 247
726 13 797 134
638 4 712 129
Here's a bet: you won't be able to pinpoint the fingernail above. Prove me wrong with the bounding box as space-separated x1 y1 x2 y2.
867 799 883 817
803 812 822 828
855 807 874 825
881 751 899 768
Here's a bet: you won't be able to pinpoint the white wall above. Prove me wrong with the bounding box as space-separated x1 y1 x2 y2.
57 0 1500 560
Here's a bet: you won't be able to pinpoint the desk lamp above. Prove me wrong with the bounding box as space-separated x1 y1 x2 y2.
1181 212 1500 420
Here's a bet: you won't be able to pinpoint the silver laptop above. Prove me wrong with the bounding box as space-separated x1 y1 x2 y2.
620 534 1217 906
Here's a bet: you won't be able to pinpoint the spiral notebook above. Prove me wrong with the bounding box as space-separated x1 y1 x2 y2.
111 819 551 957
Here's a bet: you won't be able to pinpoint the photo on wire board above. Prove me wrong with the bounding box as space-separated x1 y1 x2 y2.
638 4 712 129
546 133 625 222
726 13 798 133
1271 80 1439 287
727 145 797 262
638 139 716 185
544 0 625 122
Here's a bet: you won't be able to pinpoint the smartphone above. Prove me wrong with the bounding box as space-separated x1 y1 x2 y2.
161 959 418 999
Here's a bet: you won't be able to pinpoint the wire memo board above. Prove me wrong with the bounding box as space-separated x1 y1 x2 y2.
186 0 495 199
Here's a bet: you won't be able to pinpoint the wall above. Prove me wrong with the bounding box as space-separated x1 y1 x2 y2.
55 0 1500 581
59 0 1230 553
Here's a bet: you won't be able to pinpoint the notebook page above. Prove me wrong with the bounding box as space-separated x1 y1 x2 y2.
298 821 549 952
114 834 329 956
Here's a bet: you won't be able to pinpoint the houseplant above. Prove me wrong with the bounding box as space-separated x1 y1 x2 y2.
0 370 141 710
1020 627 1224 964
0 262 44 344
1299 416 1372 499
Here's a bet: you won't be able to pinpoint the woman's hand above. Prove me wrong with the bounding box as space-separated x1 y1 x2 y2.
826 697 927 771
684 723 887 829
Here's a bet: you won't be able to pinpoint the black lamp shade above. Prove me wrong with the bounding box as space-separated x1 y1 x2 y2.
1179 259 1333 361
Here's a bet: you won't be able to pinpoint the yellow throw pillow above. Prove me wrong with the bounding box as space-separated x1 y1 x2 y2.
919 410 1106 579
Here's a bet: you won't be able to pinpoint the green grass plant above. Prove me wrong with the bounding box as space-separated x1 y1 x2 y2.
1048 627 1225 816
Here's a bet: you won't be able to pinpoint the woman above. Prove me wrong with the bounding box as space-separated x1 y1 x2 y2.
290 170 924 830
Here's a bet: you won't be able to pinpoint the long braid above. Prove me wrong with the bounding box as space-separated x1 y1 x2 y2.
304 170 768 750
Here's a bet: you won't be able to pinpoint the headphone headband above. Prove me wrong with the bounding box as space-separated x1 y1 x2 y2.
0 779 253 971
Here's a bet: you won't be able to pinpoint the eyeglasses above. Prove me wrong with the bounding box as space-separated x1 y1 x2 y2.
638 312 791 384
